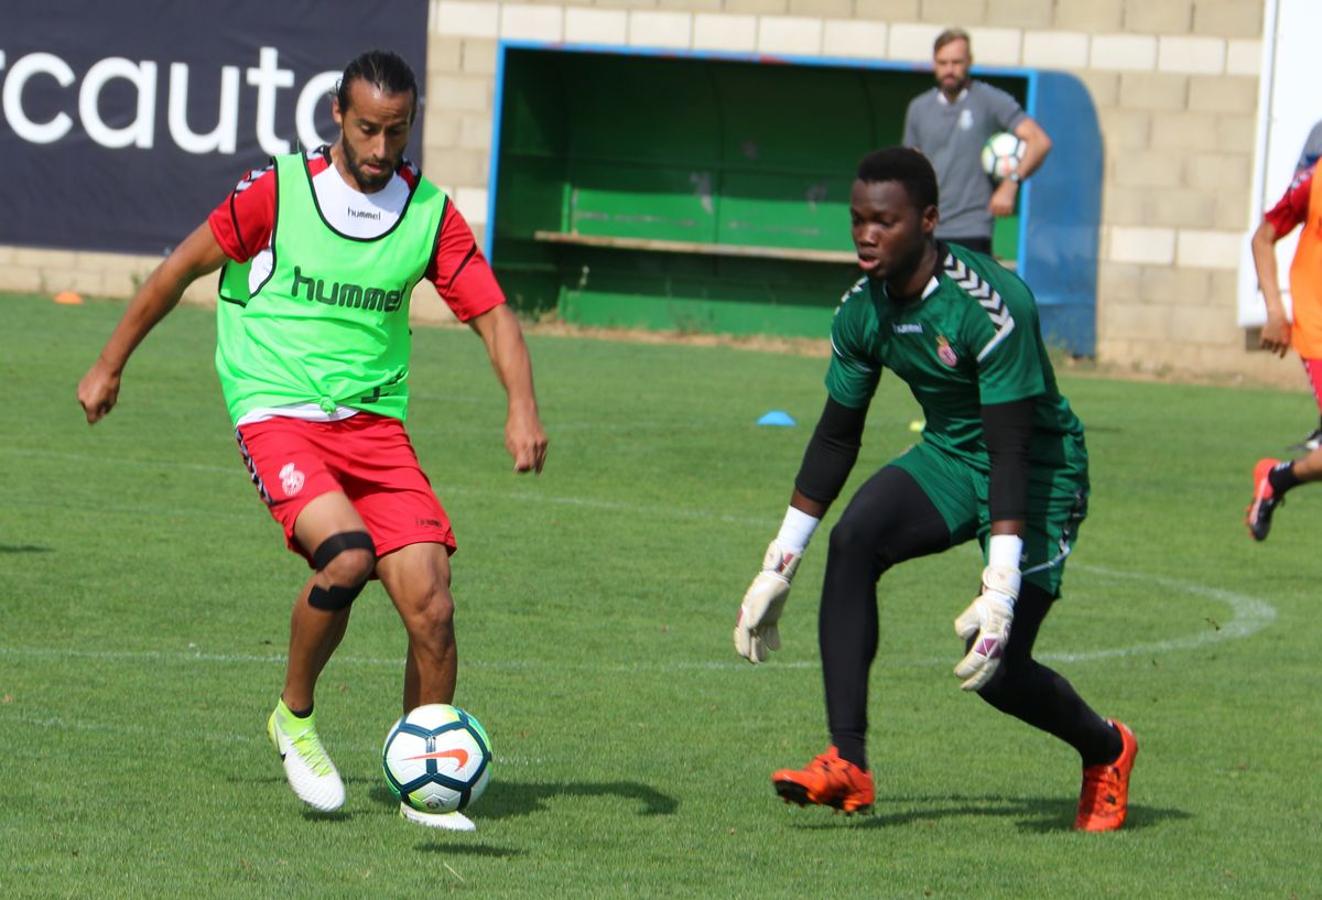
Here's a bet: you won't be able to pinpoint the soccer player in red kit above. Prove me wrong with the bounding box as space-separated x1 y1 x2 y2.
79 50 547 831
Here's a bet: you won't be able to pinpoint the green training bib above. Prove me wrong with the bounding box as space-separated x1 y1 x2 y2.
215 152 447 425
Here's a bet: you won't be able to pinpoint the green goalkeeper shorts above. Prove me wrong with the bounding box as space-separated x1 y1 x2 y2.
889 441 1088 597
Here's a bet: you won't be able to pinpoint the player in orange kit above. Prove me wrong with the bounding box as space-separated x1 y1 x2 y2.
1248 159 1322 540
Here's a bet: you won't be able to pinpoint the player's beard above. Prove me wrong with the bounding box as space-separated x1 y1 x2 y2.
938 73 968 100
342 140 397 193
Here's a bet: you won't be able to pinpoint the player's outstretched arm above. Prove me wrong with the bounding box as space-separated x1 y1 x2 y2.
1250 219 1292 357
77 222 229 424
467 304 547 473
954 528 1021 690
735 491 825 664
735 397 865 663
954 398 1035 689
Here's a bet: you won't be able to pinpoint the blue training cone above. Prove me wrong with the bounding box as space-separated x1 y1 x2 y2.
756 410 797 427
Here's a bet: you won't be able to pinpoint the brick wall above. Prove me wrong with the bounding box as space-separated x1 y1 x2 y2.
422 0 1275 380
3 0 1281 382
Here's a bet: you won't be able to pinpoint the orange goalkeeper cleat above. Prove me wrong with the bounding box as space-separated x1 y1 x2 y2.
772 746 874 814
1246 458 1282 542
1075 720 1138 832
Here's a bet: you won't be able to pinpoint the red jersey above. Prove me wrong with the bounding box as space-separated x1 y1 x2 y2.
207 146 503 322
1264 164 1314 236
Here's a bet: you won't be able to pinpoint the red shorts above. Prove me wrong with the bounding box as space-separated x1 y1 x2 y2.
234 413 456 564
1303 358 1322 413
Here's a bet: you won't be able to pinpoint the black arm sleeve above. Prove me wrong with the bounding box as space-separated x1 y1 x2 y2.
794 396 868 505
981 398 1036 522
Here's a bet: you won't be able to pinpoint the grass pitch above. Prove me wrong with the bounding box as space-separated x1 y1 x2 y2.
2 292 1320 896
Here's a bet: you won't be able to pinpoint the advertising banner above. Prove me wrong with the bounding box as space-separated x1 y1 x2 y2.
0 0 428 254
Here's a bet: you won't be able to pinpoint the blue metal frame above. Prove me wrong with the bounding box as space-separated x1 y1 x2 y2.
485 39 1100 354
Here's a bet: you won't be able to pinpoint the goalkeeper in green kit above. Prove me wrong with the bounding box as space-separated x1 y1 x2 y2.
733 147 1136 832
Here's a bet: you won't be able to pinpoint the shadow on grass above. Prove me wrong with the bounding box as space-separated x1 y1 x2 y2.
790 794 1190 833
299 808 355 824
248 775 382 788
369 779 679 822
414 843 523 858
0 544 52 554
1014 799 1190 834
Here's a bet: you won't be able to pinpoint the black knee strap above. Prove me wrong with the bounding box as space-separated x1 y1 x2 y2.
312 531 376 569
308 531 376 611
309 582 365 611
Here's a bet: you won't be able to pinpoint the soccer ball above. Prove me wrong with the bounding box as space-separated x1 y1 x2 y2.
981 131 1025 181
382 704 493 813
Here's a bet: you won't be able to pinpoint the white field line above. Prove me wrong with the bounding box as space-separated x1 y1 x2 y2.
0 564 1275 674
0 566 1275 754
3 448 1278 666
2 447 776 527
1044 563 1277 663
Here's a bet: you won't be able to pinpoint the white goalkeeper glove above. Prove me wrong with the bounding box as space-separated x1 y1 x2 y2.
734 540 802 664
953 565 1020 691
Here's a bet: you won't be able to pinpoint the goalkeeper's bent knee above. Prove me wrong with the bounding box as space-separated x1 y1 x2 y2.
307 531 376 611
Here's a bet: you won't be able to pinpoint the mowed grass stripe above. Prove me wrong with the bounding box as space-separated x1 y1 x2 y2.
3 293 1322 897
0 561 1280 675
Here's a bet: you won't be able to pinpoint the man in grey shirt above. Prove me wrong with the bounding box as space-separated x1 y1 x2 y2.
902 28 1052 255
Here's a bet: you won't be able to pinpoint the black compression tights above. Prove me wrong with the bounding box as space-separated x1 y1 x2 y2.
818 465 1121 771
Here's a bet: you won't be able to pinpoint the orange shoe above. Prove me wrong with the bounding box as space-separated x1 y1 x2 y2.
1246 458 1284 542
772 746 874 814
1075 720 1138 832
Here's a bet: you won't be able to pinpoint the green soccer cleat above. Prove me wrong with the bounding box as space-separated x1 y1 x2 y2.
267 699 345 812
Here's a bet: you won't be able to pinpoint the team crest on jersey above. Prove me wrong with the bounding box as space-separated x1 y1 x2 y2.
279 462 305 497
936 335 959 367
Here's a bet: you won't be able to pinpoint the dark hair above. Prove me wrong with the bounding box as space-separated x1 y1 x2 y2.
933 27 971 55
856 147 939 210
335 49 418 117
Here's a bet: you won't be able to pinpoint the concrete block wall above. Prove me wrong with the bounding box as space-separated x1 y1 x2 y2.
0 0 1280 383
420 0 1272 380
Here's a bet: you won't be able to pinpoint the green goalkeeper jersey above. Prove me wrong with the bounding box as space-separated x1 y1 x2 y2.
825 242 1086 480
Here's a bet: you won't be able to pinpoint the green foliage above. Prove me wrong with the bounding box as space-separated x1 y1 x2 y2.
2 293 1319 896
